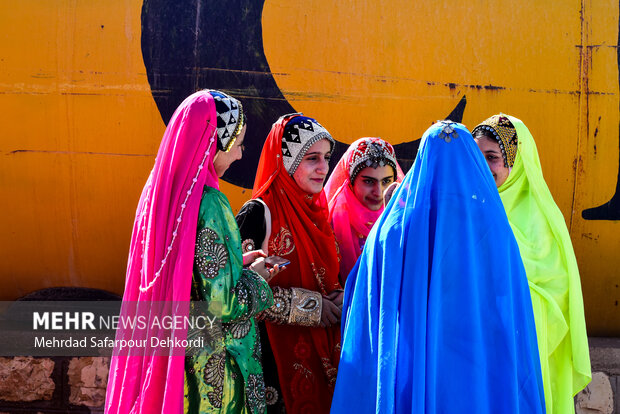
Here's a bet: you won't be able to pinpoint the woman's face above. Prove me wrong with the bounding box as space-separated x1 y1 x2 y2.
214 124 246 177
292 139 332 194
474 135 510 187
352 165 395 211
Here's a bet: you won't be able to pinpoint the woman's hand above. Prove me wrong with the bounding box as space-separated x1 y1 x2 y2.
249 257 284 282
324 290 344 308
243 249 266 266
383 181 400 206
320 297 342 327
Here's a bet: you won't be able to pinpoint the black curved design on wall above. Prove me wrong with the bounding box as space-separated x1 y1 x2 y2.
141 0 464 188
582 9 620 220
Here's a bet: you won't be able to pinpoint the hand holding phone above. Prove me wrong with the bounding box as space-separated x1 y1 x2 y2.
264 256 290 268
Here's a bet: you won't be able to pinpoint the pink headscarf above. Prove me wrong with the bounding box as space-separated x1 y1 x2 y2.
325 138 404 282
105 90 220 414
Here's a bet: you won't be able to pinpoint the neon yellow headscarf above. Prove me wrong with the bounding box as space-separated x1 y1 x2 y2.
493 114 591 413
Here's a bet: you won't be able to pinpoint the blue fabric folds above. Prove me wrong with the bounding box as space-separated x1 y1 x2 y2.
331 122 545 414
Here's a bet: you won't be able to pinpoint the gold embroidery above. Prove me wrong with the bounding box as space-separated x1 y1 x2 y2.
472 115 518 167
311 263 327 295
289 288 322 326
261 287 321 327
269 227 295 256
333 230 341 262
260 286 291 324
321 357 338 388
293 362 313 379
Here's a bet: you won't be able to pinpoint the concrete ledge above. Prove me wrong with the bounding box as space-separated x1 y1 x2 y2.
590 338 620 376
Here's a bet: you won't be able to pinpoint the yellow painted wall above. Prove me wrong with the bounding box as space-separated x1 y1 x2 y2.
1 0 619 335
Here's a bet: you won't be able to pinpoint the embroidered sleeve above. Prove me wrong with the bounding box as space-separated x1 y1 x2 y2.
233 269 275 318
259 287 291 324
260 286 322 327
193 188 273 324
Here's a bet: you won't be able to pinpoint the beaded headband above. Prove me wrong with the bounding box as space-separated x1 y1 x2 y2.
348 138 398 183
472 115 518 168
281 115 335 175
209 90 246 152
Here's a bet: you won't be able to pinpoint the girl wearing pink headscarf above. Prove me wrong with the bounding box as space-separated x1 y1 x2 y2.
105 90 280 414
324 138 404 284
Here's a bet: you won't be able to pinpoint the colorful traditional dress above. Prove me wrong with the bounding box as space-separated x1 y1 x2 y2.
331 121 545 413
105 90 273 414
185 187 273 413
324 137 404 281
237 114 342 413
473 114 591 414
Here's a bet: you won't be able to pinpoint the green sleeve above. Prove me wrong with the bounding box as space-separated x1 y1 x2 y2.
192 187 273 323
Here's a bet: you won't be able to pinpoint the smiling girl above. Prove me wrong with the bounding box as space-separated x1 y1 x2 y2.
235 114 342 413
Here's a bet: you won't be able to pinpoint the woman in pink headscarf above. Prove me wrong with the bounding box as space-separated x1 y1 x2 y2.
324 137 404 284
105 90 281 414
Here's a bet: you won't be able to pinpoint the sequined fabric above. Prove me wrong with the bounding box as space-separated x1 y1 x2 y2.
208 90 245 152
347 138 398 183
472 114 518 168
185 187 274 414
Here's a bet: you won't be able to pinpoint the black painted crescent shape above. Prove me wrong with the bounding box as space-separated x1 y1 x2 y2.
582 17 620 220
141 0 465 188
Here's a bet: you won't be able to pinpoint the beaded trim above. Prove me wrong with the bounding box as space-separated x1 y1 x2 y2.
287 132 334 175
281 116 335 175
208 90 245 153
288 288 322 326
260 286 292 324
348 138 398 183
472 115 518 168
139 126 217 292
223 101 245 153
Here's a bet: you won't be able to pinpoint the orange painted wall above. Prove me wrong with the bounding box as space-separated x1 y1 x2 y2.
0 0 619 335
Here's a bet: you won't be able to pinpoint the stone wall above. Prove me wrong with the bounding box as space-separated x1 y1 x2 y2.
576 338 620 414
0 356 108 413
0 338 618 413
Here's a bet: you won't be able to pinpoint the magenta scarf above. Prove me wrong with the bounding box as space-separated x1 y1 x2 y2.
325 138 404 280
105 91 219 414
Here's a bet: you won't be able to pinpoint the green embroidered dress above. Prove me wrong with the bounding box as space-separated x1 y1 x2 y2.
185 187 274 414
